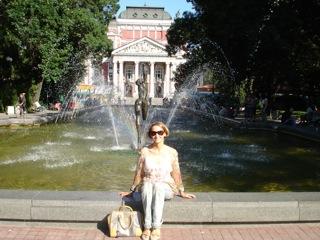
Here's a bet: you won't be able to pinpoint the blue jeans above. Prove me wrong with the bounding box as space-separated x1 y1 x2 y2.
140 181 174 229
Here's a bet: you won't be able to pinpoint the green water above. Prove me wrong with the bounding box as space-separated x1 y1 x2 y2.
171 127 320 192
0 119 319 192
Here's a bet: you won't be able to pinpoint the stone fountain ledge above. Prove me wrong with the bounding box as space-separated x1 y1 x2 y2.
185 107 320 142
0 190 320 223
0 106 107 127
239 121 320 142
0 111 60 127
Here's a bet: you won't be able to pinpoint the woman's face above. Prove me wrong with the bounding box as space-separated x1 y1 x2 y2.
150 125 166 144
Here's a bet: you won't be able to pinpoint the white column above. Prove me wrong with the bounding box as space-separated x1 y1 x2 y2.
134 61 139 98
119 61 124 98
113 60 118 94
164 62 170 98
150 62 155 98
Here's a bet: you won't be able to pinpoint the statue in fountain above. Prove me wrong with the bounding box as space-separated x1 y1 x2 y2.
135 63 149 148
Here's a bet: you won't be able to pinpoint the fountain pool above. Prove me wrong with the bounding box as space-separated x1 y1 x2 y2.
0 108 319 192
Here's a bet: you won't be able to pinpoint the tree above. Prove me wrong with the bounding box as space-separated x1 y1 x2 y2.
167 0 320 102
167 11 237 98
251 0 320 97
167 1 270 95
0 0 119 110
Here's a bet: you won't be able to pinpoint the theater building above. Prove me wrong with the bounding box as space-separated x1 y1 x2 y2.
100 6 186 104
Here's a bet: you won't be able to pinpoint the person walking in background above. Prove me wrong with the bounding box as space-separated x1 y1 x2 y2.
18 92 26 116
244 94 257 122
244 95 252 122
120 121 195 240
250 95 258 121
260 94 269 121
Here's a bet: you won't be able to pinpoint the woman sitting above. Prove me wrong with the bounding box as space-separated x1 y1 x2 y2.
120 121 195 240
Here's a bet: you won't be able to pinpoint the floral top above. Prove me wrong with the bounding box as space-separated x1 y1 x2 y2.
133 145 184 194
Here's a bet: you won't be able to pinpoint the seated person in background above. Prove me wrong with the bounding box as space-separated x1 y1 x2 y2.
281 107 296 126
219 105 229 117
54 102 62 111
300 104 316 124
306 105 315 122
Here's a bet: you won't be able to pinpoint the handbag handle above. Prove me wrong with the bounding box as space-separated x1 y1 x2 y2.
118 205 133 212
118 211 134 230
118 203 134 230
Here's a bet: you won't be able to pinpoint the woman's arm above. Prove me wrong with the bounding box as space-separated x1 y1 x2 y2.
171 150 196 199
131 154 144 188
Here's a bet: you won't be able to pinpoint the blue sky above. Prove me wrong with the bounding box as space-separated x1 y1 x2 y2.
117 0 194 18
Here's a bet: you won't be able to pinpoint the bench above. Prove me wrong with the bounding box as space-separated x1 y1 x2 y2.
1 190 320 223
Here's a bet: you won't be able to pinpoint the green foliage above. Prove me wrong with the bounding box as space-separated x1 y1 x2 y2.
235 82 247 106
0 0 119 110
252 0 320 96
167 0 320 103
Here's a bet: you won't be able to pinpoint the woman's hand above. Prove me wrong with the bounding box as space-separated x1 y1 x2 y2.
180 191 196 199
119 191 132 197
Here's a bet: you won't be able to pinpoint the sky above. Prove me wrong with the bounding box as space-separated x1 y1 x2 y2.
117 0 194 18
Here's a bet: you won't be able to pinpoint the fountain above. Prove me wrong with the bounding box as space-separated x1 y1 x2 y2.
0 66 320 192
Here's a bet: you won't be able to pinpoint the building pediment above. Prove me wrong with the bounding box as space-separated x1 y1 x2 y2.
112 37 168 56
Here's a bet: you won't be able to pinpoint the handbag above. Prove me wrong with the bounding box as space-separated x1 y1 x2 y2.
107 204 143 238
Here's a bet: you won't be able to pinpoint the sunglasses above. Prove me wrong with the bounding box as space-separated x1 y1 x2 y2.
150 130 165 137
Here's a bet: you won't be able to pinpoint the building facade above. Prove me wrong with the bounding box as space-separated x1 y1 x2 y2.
101 6 186 104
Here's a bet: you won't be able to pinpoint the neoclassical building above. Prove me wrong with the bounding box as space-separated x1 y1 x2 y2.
100 6 186 104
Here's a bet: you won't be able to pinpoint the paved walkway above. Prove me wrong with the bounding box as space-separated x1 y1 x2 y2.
1 222 320 240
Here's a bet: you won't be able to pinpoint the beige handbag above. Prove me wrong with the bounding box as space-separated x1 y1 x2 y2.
107 205 143 237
